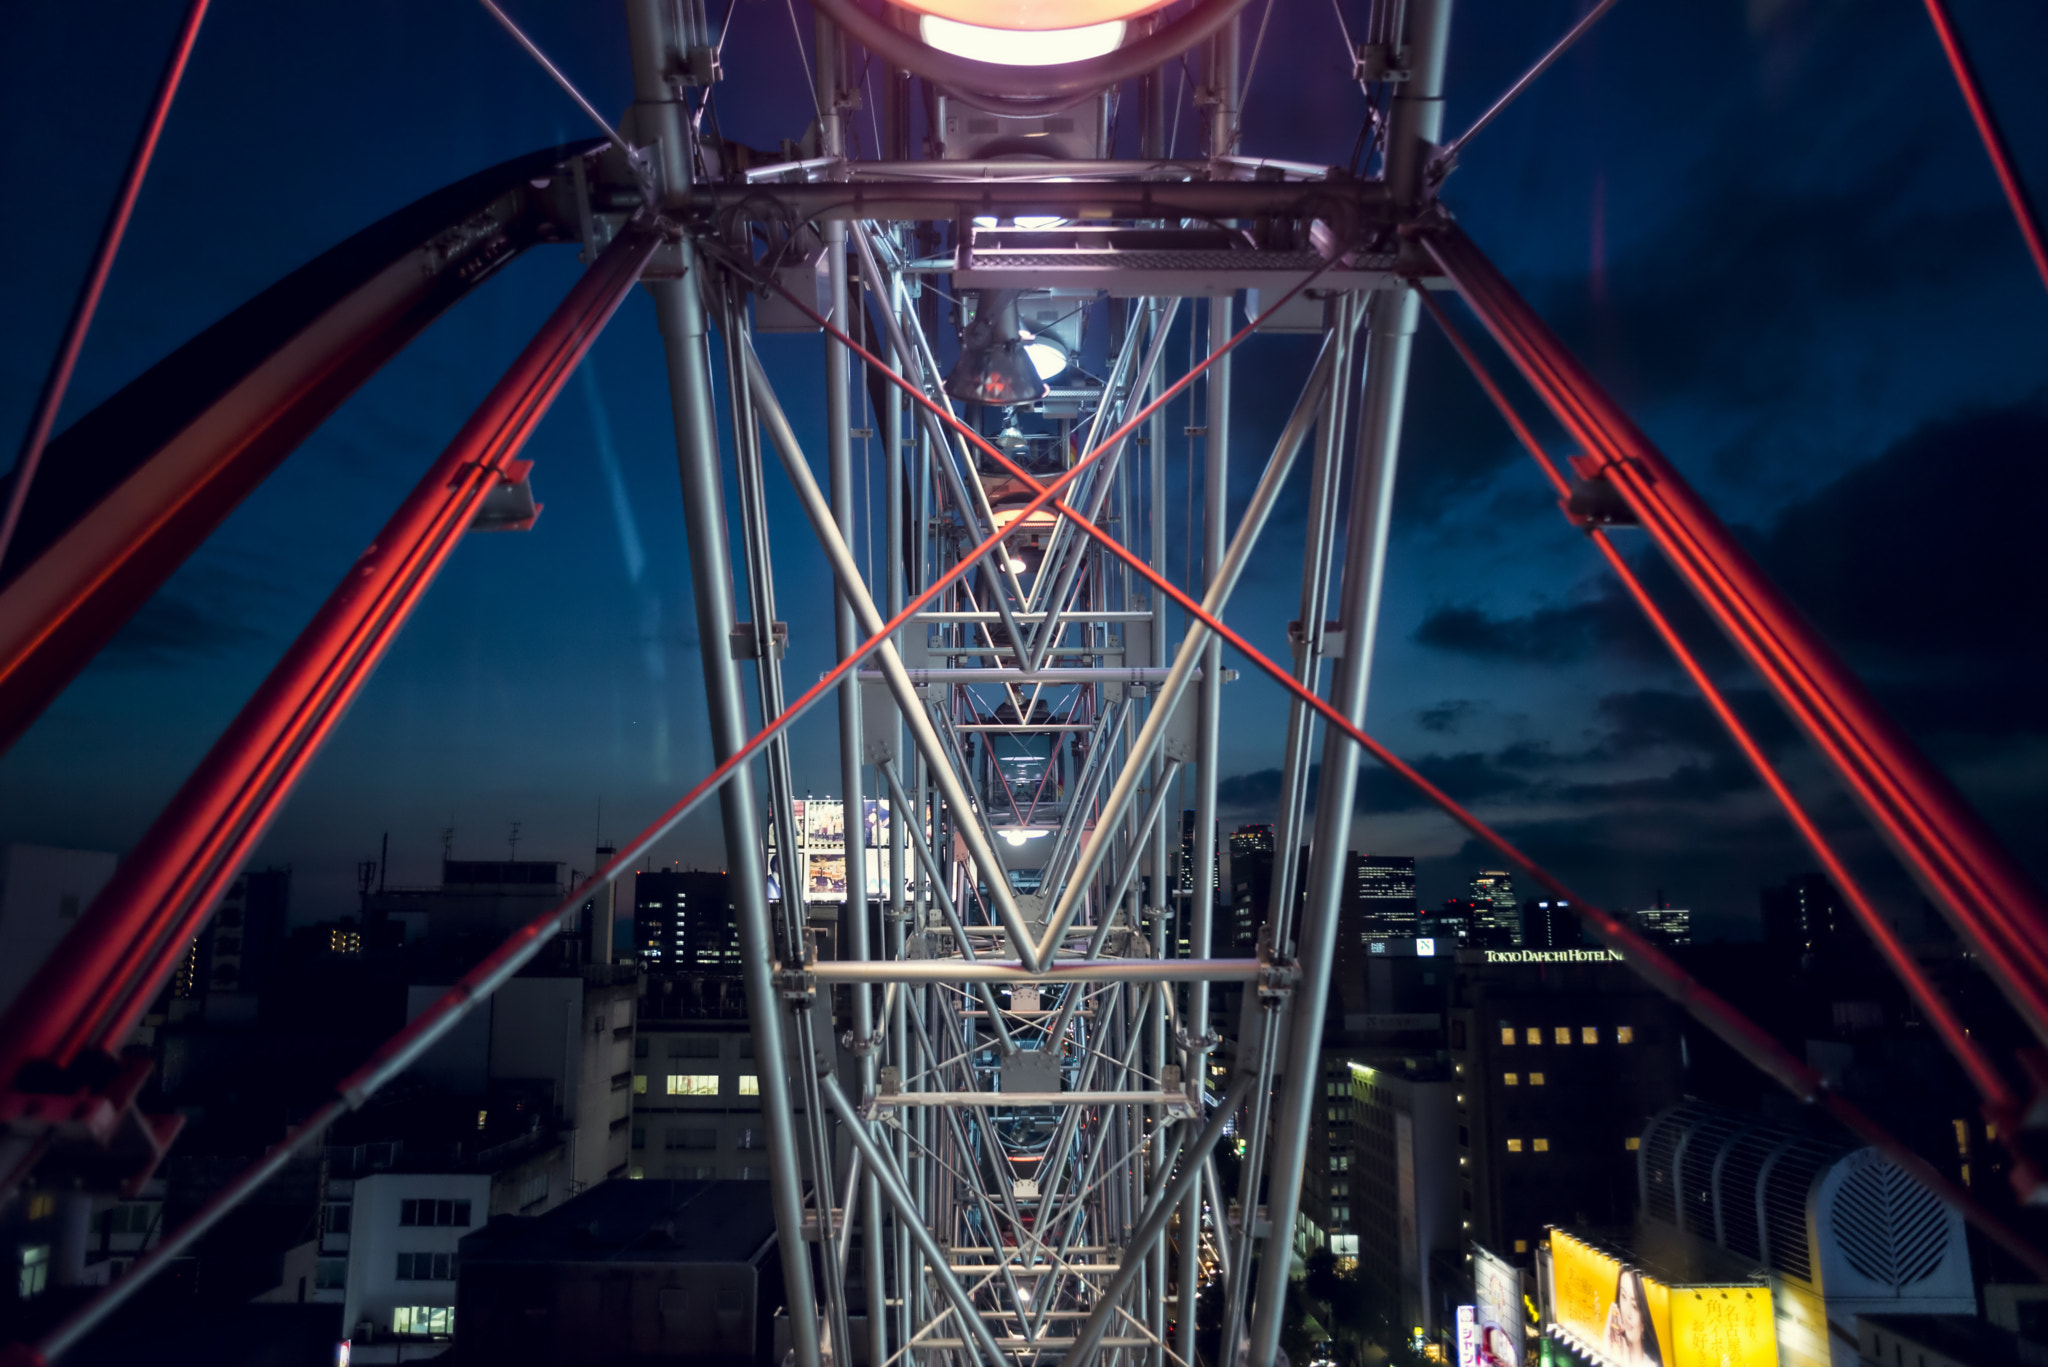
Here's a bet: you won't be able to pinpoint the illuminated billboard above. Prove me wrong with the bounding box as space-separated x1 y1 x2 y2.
1473 1245 1521 1367
765 799 919 904
1547 1231 1775 1367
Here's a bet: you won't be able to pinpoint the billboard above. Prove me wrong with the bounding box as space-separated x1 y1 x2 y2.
1473 1245 1521 1367
1547 1231 1775 1367
765 799 917 903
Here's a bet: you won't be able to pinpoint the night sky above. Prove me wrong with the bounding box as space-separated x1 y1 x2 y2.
3 0 2045 940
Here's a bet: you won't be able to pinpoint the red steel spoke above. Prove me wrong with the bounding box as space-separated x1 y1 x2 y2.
1414 284 2017 1114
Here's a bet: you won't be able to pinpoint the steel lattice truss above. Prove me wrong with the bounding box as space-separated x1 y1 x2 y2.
3 0 2048 1363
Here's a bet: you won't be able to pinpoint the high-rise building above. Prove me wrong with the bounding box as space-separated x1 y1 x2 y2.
1520 897 1581 950
634 870 739 971
1349 854 1417 937
1449 951 1686 1264
1467 870 1520 947
1223 825 1277 956
1760 873 1843 960
1228 823 1275 860
1634 902 1691 945
1347 1060 1458 1343
1177 811 1218 898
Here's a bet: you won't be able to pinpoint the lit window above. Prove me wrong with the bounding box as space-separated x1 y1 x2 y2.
633 1074 647 1095
1554 1027 1572 1045
1506 1139 1523 1153
1988 1123 2000 1141
1499 1027 1515 1046
26 1193 54 1222
18 1245 49 1299
1529 1073 1546 1086
1514 1240 1528 1254
1962 1163 1973 1186
1625 1137 1641 1151
1525 1028 1541 1045
393 1306 455 1337
738 1075 760 1097
1504 1073 1520 1087
1533 1138 1550 1153
1953 1118 1970 1155
1581 1027 1599 1045
1616 1026 1634 1044
667 1074 720 1097
476 1110 488 1131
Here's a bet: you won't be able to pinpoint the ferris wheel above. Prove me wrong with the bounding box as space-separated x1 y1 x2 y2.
2 0 2046 1363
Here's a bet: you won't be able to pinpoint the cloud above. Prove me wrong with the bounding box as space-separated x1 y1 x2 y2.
1417 699 1478 734
100 580 273 667
1413 399 2048 703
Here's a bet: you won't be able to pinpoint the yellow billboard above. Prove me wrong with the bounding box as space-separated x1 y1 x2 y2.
1547 1231 1775 1367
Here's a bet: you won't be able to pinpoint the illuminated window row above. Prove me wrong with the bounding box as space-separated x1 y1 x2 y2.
1504 1138 1552 1153
662 1074 762 1097
1497 1025 1634 1046
1501 1072 1547 1086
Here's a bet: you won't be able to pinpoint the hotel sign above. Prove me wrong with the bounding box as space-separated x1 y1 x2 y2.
1482 949 1623 964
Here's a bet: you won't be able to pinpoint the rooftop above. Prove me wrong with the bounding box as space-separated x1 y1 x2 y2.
459 1179 778 1267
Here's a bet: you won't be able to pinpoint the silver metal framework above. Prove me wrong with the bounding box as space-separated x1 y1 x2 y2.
613 2 1454 1364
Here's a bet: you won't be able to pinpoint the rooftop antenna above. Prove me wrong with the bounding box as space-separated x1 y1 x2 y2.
508 821 522 862
378 831 388 894
441 822 454 863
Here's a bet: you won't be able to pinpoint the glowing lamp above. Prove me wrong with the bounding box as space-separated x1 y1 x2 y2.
945 289 1048 406
898 0 1169 31
1023 339 1069 381
919 14 1126 65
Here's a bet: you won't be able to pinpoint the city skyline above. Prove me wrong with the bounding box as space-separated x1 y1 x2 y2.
6 2 2046 945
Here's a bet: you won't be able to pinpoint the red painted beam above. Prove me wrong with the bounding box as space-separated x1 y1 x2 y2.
0 219 659 1088
1421 219 2048 1049
0 144 598 756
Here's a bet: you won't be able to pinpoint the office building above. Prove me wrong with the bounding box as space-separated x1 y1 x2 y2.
631 1018 770 1182
364 859 571 957
1761 873 1846 960
1349 854 1418 937
456 1180 783 1365
1520 896 1581 950
1224 825 1277 956
1178 810 1218 898
635 869 740 971
1347 1059 1458 1341
1448 947 1686 1263
1467 870 1520 947
1634 901 1691 946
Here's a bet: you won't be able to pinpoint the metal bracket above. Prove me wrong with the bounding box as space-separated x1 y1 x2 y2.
1288 619 1345 658
1562 465 1640 529
1257 957 1301 1003
469 460 542 532
730 620 789 660
775 966 816 1003
1355 43 1412 84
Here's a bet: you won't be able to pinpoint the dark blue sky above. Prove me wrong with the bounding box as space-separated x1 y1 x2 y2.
3 0 2045 937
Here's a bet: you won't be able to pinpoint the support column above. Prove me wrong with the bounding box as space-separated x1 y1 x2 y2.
1245 3 1449 1362
628 4 822 1364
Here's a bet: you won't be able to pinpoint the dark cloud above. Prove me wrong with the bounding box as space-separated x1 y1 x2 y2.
1417 699 1478 734
100 585 271 667
1414 400 2048 702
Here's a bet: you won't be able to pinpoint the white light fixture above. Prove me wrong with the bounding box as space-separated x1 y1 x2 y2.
919 14 1126 65
998 828 1051 846
1023 339 1069 381
1013 215 1065 229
